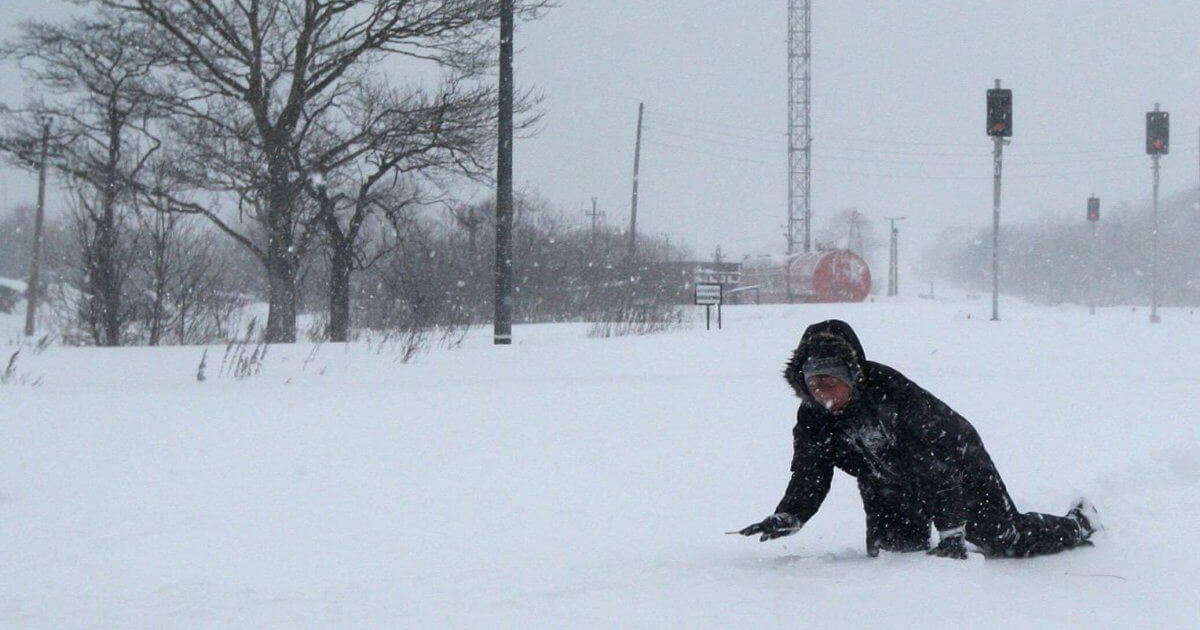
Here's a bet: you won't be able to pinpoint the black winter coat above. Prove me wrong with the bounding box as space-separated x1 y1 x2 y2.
775 320 1013 540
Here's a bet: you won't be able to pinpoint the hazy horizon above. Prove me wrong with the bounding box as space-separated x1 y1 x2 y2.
1 1 1198 275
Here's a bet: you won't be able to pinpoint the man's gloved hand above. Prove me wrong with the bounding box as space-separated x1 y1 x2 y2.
927 526 968 559
737 513 803 541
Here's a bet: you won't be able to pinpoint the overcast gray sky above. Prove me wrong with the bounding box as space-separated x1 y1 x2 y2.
514 0 1200 266
3 1 1199 274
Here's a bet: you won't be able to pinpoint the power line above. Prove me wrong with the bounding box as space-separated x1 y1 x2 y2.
644 115 784 144
818 166 1138 181
817 151 1149 167
642 138 776 166
642 118 1196 181
645 139 1137 180
646 109 788 140
644 109 1200 151
645 127 1155 170
644 136 1143 179
642 125 779 151
647 114 1200 162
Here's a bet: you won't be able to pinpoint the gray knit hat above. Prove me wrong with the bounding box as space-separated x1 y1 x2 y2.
801 356 854 387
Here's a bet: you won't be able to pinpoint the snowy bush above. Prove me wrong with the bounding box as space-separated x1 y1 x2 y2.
587 303 688 338
1 349 43 386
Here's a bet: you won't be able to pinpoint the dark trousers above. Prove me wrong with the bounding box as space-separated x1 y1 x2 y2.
857 478 1084 558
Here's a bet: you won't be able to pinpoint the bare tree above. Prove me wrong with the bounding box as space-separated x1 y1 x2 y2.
132 198 247 346
301 74 517 341
359 206 475 350
95 0 550 343
141 195 178 345
1 13 165 346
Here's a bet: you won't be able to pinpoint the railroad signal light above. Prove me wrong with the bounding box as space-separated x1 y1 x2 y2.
1146 111 1169 155
1087 196 1100 222
986 88 1012 137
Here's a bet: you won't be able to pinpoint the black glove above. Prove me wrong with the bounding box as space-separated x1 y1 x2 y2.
737 513 803 541
927 527 968 559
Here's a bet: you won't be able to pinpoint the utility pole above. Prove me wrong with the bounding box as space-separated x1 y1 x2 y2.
494 0 514 345
628 102 644 258
787 0 812 254
23 118 50 337
846 209 864 254
584 196 603 240
884 216 906 297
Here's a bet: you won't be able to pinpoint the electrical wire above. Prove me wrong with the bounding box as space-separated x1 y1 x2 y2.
646 107 1200 154
642 138 776 166
641 113 1198 179
644 136 1178 182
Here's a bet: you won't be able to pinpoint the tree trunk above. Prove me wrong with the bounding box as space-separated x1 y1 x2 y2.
148 270 165 346
98 117 124 347
264 251 297 343
328 246 352 342
263 172 297 343
98 188 121 347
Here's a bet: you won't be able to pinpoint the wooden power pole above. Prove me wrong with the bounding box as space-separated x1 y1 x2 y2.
494 0 514 344
23 119 50 337
628 102 644 257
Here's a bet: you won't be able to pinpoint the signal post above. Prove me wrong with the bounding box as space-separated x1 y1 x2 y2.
986 80 1012 321
1087 196 1100 315
1146 104 1168 324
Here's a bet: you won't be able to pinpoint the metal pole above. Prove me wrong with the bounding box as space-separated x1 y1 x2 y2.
991 134 1003 321
629 102 644 257
787 0 812 255
1150 151 1161 323
884 216 905 296
494 0 514 345
891 224 898 296
786 1 795 256
801 1 811 254
23 119 50 337
1089 220 1097 315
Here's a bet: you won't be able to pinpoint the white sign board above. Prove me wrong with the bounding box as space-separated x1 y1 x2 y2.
694 282 723 305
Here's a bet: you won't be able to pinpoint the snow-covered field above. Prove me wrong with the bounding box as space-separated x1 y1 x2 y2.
2 295 1198 629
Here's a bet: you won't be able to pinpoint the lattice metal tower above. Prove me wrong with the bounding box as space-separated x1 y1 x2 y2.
787 0 812 254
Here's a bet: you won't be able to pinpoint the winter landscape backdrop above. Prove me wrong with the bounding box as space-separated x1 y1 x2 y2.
1 2 1200 628
3 296 1199 628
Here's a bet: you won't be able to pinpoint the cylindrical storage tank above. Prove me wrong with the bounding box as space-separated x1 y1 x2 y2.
738 250 871 303
785 250 871 303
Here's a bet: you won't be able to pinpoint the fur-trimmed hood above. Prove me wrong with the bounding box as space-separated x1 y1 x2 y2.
783 319 868 403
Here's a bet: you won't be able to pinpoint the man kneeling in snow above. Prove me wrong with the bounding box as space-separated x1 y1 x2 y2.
736 319 1099 559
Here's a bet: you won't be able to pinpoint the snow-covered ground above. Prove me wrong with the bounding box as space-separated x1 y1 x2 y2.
2 295 1197 629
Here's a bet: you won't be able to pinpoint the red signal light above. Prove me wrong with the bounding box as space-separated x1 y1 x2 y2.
1146 111 1169 155
986 88 1013 137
